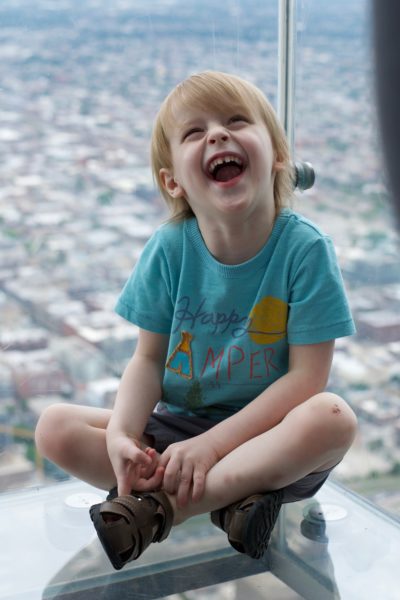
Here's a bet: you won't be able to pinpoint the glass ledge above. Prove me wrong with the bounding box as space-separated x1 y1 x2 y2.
3 479 400 600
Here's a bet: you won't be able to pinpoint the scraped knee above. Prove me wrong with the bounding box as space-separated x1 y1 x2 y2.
313 392 358 449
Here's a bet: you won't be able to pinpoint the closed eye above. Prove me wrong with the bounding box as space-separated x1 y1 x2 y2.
228 114 250 124
182 127 203 141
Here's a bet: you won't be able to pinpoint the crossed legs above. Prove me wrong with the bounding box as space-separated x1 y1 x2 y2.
35 392 357 524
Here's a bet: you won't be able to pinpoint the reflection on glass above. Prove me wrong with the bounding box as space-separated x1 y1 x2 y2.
4 478 400 599
293 0 400 519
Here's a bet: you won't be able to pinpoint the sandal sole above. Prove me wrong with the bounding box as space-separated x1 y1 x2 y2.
241 491 283 559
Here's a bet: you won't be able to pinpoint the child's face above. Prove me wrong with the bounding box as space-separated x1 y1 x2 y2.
160 101 281 224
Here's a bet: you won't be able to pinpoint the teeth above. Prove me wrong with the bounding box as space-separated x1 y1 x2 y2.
208 155 243 175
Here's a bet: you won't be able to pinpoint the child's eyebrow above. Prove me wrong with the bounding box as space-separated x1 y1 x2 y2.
180 116 203 127
175 118 203 137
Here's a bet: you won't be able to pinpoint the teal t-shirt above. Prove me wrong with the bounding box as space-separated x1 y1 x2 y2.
115 209 355 420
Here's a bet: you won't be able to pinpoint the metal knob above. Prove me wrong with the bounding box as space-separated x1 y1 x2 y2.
293 161 315 191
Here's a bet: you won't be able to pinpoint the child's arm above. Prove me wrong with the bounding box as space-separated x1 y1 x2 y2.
106 328 169 496
205 340 335 454
160 340 334 507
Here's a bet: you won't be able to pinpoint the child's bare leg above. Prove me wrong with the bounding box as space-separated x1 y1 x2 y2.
87 391 356 568
170 392 357 524
35 403 116 489
35 403 154 490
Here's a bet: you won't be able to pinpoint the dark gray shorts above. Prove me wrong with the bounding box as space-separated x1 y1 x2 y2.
144 410 335 504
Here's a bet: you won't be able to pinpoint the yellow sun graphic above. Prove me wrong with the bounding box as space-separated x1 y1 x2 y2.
248 296 288 344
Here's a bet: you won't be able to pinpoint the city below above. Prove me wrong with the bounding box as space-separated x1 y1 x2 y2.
0 0 399 520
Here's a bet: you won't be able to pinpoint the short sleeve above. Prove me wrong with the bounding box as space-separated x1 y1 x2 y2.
287 236 355 344
115 231 174 334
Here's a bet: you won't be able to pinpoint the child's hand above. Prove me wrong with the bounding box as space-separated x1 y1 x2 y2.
160 435 219 508
107 434 164 496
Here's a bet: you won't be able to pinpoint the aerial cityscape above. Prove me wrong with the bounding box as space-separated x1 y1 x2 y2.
0 0 399 520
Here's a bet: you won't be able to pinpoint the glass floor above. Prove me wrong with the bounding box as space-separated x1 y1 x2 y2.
3 478 399 599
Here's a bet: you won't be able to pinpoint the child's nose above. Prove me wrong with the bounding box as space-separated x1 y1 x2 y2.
207 126 229 145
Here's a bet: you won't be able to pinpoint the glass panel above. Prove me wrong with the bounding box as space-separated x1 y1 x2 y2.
2 3 400 599
0 0 279 492
4 479 400 599
294 0 400 519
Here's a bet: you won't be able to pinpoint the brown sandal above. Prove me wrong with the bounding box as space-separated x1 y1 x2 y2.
90 490 173 570
210 490 283 559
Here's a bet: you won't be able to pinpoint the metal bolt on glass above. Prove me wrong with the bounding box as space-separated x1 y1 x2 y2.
293 161 315 191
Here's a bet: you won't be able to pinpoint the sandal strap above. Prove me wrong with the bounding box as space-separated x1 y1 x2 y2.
101 516 137 557
112 491 173 542
91 490 174 568
98 499 143 560
225 510 247 548
211 494 263 533
144 491 174 542
100 500 132 521
111 495 162 558
210 492 283 559
90 501 140 568
222 495 263 549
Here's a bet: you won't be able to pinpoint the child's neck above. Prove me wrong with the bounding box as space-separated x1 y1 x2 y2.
197 208 277 265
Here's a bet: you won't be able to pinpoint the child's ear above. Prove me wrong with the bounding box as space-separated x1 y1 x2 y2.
159 168 184 198
273 159 285 172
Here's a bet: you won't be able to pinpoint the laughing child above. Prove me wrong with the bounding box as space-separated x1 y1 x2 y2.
35 71 357 569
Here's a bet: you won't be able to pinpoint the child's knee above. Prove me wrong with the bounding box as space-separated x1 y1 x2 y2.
307 392 358 449
289 393 357 453
35 403 72 460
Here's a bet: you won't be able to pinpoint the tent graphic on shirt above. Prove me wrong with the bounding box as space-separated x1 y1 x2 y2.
166 331 193 379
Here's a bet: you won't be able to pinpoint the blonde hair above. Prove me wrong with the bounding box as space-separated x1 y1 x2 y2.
151 71 293 221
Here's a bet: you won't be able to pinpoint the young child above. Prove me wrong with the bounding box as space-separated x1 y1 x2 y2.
35 71 357 570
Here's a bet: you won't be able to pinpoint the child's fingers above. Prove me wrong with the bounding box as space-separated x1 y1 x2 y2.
145 447 157 458
144 447 162 465
123 444 152 467
191 469 206 503
136 466 165 491
162 459 181 495
148 465 165 488
176 464 194 508
117 472 134 496
119 459 165 495
139 447 161 477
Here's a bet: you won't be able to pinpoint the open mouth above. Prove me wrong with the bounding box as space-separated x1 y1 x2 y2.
207 155 246 183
